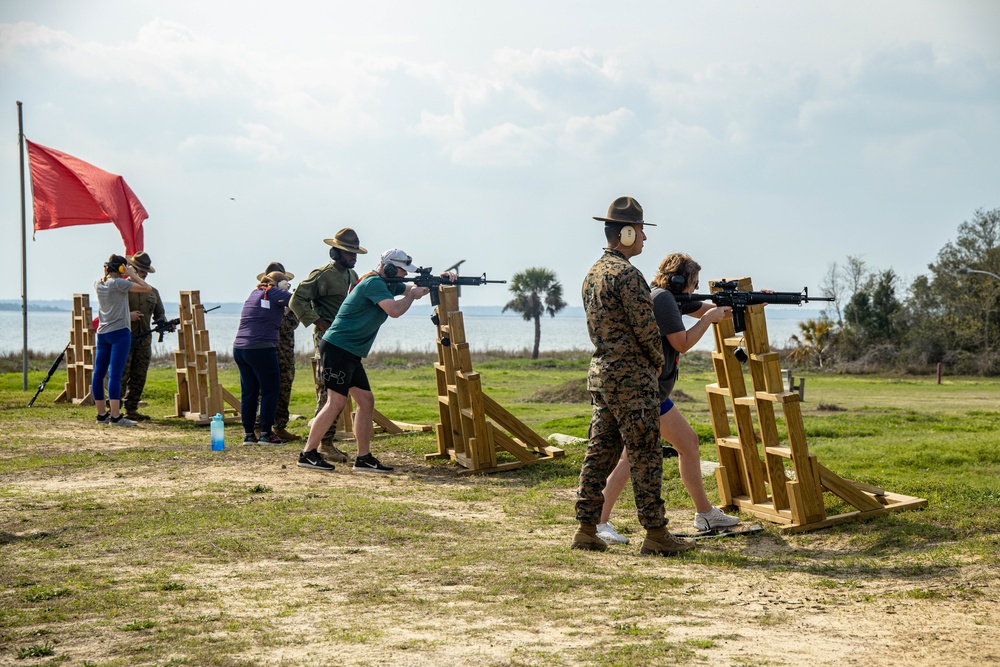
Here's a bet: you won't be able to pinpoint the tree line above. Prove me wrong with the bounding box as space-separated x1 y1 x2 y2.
790 208 1000 375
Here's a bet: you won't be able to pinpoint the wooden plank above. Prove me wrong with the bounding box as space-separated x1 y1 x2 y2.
466 374 495 469
817 463 885 512
489 424 537 463
480 393 551 451
371 408 404 435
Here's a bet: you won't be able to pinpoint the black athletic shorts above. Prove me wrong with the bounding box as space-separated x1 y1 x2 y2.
318 340 371 397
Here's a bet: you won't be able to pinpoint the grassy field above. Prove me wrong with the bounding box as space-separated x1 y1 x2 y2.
1 352 998 666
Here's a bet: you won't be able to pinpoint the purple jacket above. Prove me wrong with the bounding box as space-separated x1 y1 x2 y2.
233 287 292 348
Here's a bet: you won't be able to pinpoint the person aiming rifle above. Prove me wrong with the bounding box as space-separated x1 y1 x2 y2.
27 345 68 408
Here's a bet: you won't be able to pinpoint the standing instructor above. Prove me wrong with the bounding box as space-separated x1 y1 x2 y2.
573 196 694 555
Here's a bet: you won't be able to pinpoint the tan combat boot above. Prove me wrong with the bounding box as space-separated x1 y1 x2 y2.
318 438 349 463
272 426 301 442
571 523 608 552
640 526 695 556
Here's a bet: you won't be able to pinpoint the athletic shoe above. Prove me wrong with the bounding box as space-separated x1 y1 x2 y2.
96 412 110 424
319 439 349 463
258 432 286 446
693 507 741 531
125 411 151 422
108 415 136 427
297 450 335 471
596 521 630 545
243 433 259 445
352 453 393 473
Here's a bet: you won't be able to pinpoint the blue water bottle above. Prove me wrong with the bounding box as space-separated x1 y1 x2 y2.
210 413 225 451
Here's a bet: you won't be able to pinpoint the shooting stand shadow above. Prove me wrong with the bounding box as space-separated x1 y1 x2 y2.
426 285 564 475
705 277 926 533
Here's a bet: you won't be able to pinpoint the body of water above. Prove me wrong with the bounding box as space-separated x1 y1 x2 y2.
1 307 825 357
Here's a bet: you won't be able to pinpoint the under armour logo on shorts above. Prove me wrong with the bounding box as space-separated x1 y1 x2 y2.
323 369 347 385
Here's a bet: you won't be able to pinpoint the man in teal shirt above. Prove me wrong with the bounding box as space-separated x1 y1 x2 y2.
297 248 438 473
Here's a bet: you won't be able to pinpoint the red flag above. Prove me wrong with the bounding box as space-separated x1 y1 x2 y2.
26 139 148 255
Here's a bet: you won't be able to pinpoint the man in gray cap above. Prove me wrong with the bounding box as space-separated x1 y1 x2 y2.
289 229 365 462
573 196 695 556
121 251 165 421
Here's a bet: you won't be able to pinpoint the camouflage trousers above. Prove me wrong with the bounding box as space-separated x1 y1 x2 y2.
121 334 152 413
257 312 296 429
312 328 338 440
575 391 666 529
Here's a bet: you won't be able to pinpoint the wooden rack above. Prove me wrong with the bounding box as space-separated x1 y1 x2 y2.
704 277 926 533
426 285 564 474
171 291 240 425
55 293 96 405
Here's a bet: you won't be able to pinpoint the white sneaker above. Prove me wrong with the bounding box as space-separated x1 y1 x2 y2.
108 415 136 428
693 507 740 531
596 521 630 545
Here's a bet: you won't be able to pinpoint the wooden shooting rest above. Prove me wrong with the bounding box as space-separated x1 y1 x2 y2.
426 285 564 474
54 293 96 405
704 277 926 533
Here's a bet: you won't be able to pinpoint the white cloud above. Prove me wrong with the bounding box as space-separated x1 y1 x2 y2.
451 123 547 167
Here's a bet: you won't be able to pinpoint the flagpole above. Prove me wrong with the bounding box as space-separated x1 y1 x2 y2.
17 101 28 391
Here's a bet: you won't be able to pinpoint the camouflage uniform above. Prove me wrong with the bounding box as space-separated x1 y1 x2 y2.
289 263 359 439
257 309 298 430
576 248 667 529
122 286 165 414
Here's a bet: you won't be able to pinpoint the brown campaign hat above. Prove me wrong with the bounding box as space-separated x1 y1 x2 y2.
592 196 656 226
256 261 294 282
126 251 155 273
323 228 368 254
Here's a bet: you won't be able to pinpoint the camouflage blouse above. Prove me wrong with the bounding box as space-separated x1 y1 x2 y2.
582 248 664 407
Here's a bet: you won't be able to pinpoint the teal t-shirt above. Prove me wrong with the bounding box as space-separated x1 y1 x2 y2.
322 275 405 357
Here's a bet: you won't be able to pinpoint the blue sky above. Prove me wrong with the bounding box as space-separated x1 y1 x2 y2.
1 0 998 307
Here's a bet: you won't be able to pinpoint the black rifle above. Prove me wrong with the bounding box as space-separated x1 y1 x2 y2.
138 305 220 342
384 267 506 308
27 345 68 407
674 280 834 333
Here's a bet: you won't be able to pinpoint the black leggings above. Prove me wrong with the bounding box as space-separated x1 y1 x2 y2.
234 347 280 435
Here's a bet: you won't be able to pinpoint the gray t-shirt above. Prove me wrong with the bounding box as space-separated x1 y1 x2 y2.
94 278 133 334
651 286 701 402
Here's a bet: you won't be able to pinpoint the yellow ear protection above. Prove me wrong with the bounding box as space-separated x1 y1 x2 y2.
105 261 126 275
619 225 636 247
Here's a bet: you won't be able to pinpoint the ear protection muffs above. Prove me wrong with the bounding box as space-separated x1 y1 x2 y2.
619 225 636 247
105 262 126 275
668 274 687 294
383 262 399 278
329 247 342 262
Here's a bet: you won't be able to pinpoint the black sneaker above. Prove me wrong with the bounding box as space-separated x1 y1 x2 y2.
243 433 259 445
297 450 335 471
353 453 393 473
258 432 286 446
96 412 110 424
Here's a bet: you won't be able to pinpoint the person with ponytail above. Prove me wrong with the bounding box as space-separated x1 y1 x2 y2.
233 271 294 445
93 253 152 427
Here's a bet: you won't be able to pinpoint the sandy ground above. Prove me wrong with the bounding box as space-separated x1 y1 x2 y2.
3 424 999 667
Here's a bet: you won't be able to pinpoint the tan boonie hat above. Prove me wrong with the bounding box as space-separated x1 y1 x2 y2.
126 251 155 273
323 228 367 254
256 261 294 282
592 196 656 226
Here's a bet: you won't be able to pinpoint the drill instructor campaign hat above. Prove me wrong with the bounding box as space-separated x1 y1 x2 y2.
323 228 368 254
592 196 656 226
380 248 418 273
256 261 294 282
126 251 155 273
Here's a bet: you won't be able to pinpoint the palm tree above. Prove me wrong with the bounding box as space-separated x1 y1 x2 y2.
789 318 834 368
502 268 568 359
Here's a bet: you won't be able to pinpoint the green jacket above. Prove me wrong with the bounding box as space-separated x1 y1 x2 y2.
128 286 165 335
289 263 359 328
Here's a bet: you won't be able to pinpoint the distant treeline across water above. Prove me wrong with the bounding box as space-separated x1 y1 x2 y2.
1 306 824 357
